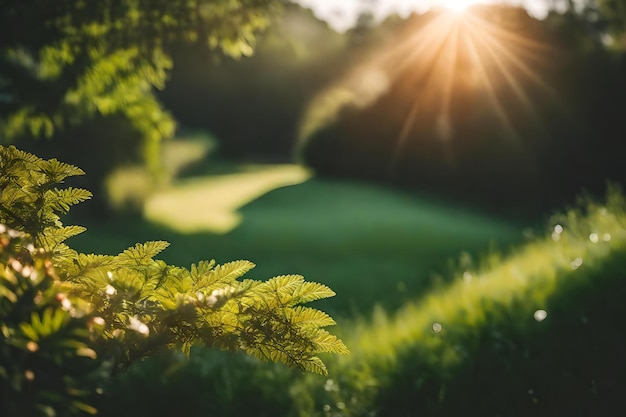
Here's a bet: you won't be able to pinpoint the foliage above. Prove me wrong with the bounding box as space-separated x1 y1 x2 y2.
0 226 104 417
589 0 626 46
0 144 347 416
160 3 349 159
0 0 284 172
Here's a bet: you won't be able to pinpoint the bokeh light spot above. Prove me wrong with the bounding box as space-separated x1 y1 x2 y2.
570 257 583 270
534 310 547 322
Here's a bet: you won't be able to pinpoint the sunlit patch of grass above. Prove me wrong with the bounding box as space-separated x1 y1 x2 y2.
105 166 157 213
294 187 626 416
105 131 217 213
143 165 312 234
160 132 218 179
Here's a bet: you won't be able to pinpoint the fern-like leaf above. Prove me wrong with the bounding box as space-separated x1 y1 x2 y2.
256 275 305 307
38 158 85 183
292 282 336 305
198 260 255 288
190 260 216 284
118 241 170 265
36 225 87 250
45 188 93 213
75 253 117 270
311 329 350 354
0 187 27 207
4 146 40 162
287 306 336 329
302 356 328 375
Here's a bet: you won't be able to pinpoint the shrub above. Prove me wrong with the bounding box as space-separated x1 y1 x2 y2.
0 145 347 416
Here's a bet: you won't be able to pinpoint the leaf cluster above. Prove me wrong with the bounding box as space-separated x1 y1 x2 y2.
0 145 347 414
0 0 283 171
0 225 104 417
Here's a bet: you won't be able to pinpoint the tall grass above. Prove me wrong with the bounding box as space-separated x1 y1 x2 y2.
294 187 626 416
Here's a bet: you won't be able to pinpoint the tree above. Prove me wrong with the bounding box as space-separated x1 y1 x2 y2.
0 145 348 416
594 0 626 46
0 0 285 172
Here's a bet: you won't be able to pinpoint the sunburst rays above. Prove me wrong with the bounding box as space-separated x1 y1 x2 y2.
298 6 557 174
382 7 558 172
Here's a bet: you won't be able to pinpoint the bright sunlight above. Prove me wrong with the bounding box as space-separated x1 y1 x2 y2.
439 0 478 13
294 0 505 32
298 3 556 175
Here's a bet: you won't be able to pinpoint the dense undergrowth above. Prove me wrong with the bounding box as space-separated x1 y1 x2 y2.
99 187 626 416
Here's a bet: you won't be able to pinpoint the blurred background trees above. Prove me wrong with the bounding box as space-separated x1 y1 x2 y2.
4 0 623 220
0 0 283 210
296 4 626 218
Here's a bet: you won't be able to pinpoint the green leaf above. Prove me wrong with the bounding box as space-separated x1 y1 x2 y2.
302 356 328 375
265 274 304 294
38 158 85 183
118 241 170 265
45 187 93 212
190 260 216 283
37 226 87 251
72 401 98 415
292 282 336 304
199 260 255 288
287 307 336 329
312 329 350 355
19 323 39 342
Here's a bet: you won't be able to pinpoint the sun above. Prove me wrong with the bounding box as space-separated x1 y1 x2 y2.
439 0 478 13
298 0 555 174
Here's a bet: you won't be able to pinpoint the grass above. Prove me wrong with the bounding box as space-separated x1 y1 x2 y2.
95 186 626 417
70 174 522 316
144 164 311 234
304 189 626 416
69 156 626 417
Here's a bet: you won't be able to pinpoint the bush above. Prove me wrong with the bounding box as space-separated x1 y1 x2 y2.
0 145 347 416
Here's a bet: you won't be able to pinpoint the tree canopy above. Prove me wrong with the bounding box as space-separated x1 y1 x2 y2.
0 0 284 170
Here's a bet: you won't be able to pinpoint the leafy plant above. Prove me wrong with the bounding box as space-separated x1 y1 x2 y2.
0 225 104 417
0 0 284 172
0 145 348 416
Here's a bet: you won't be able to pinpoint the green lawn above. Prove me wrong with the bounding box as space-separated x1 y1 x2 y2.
91 177 626 417
81 165 626 417
70 172 522 317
